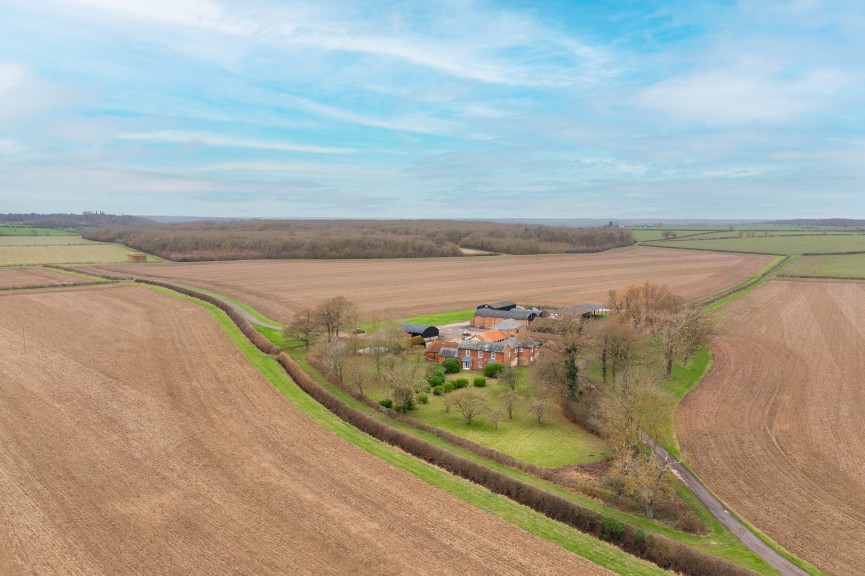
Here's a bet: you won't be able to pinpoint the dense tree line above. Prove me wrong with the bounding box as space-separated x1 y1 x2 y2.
0 212 147 230
81 219 635 260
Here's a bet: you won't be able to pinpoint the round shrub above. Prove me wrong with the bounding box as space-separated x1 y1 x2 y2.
454 378 469 389
416 393 429 404
443 382 455 393
483 362 505 378
432 385 444 396
442 358 461 374
378 398 393 409
428 373 445 387
473 377 487 387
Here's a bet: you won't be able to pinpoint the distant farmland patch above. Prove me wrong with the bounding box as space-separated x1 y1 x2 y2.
779 253 865 279
0 267 103 289
0 236 157 266
86 246 773 323
644 232 865 255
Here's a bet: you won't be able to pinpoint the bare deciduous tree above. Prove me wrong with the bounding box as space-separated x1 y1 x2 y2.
596 367 676 519
455 390 488 425
499 365 518 391
284 307 321 349
316 296 356 342
314 337 350 381
527 398 551 424
500 390 520 420
488 408 504 430
383 356 425 413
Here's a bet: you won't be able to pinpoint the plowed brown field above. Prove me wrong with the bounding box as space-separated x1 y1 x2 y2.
677 280 865 576
0 285 611 575
87 247 772 322
0 267 78 289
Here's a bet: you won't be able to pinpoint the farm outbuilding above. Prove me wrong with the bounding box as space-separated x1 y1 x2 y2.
559 303 606 319
476 300 517 311
471 308 540 329
127 253 147 263
400 322 439 339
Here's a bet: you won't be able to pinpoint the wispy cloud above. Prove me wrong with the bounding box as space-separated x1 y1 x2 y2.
116 131 354 154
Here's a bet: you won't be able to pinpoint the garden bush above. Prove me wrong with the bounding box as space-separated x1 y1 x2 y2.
443 382 454 393
378 398 393 409
432 385 444 396
428 373 445 387
473 377 487 387
454 378 469 389
416 393 429 404
483 362 504 378
442 358 461 374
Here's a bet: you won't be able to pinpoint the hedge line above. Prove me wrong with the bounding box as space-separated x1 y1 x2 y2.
111 275 757 576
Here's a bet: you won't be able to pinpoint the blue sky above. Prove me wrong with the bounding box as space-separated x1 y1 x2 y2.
1 0 863 219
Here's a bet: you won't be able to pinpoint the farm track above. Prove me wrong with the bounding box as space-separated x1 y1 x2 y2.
677 279 865 575
0 284 611 575
86 246 773 322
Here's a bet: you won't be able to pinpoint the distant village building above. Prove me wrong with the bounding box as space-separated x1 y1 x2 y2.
558 303 606 319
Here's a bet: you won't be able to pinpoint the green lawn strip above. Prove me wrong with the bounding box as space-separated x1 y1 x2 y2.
778 253 865 279
287 350 774 572
0 225 76 236
399 308 476 326
656 349 710 460
143 286 665 576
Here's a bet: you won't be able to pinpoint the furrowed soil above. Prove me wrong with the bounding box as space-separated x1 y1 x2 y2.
0 285 611 576
87 246 772 322
677 279 865 575
0 236 139 266
0 267 82 289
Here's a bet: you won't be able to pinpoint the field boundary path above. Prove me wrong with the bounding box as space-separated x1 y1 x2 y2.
647 438 809 576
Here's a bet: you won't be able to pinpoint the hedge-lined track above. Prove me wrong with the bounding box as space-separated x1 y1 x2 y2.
86 247 773 321
0 267 87 289
0 285 613 575
678 279 865 576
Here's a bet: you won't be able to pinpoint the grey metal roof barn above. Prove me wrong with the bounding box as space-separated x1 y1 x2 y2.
491 319 523 331
474 308 540 321
400 323 439 339
476 300 517 311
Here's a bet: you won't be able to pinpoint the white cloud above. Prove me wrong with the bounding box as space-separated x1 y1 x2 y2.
116 130 354 154
637 62 848 125
0 63 29 96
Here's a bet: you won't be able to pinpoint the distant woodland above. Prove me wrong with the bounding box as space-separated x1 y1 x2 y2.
83 220 635 260
0 212 146 229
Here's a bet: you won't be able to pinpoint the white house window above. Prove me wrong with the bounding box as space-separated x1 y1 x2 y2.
491 352 497 360
478 351 484 359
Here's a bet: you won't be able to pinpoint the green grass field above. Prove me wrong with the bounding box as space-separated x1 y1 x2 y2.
644 233 865 255
0 225 76 236
779 253 865 279
0 235 161 266
410 369 609 467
